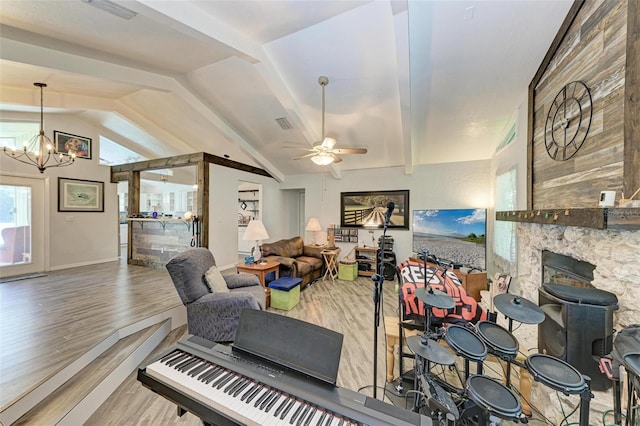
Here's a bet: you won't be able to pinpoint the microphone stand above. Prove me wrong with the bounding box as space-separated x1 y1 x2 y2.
372 211 390 399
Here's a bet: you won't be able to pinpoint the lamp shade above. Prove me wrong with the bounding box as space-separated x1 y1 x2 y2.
243 219 269 241
305 217 322 232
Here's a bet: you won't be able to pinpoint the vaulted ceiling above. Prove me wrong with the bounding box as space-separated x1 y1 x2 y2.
0 0 573 182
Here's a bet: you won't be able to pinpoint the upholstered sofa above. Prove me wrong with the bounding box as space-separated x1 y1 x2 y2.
261 236 324 288
166 248 265 343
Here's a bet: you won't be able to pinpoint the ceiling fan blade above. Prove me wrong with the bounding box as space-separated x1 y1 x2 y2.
331 154 343 163
293 153 317 160
282 145 315 151
332 148 367 155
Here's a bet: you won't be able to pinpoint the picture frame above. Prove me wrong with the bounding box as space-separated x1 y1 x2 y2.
54 131 92 159
489 272 512 312
340 190 409 229
493 273 512 294
58 178 104 212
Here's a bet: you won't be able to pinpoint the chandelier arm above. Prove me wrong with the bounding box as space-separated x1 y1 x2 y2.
2 82 75 173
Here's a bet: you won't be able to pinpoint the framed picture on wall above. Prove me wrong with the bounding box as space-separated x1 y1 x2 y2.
54 131 92 159
340 190 409 229
58 177 104 212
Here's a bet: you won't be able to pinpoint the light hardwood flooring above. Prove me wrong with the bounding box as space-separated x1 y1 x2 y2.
1 260 404 425
87 273 403 425
1 259 568 425
0 260 182 413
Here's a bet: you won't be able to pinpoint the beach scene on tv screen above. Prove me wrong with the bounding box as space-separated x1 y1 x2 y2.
412 209 486 270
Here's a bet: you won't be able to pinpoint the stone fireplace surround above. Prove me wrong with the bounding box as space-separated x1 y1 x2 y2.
507 222 640 424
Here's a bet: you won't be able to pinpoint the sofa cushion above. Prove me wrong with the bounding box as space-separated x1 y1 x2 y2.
205 266 230 293
297 256 323 271
262 236 304 258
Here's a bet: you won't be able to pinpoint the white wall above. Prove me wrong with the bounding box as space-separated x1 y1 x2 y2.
209 164 290 270
0 111 119 270
282 161 492 264
1 111 497 273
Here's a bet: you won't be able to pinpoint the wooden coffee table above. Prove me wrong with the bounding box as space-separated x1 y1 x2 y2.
236 260 280 308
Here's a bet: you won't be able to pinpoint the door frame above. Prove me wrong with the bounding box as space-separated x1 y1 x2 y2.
0 172 49 277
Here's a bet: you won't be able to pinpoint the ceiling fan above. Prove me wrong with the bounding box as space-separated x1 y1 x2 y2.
292 76 367 166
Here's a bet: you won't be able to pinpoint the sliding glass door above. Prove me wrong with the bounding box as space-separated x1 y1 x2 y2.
0 175 45 277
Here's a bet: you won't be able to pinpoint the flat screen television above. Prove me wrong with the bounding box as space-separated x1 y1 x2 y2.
412 209 486 270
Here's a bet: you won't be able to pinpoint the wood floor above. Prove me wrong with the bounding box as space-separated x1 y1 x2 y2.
0 260 183 420
87 274 403 425
0 260 403 425
2 258 603 426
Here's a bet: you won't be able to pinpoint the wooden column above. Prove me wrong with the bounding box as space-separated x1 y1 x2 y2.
127 170 140 262
197 160 209 248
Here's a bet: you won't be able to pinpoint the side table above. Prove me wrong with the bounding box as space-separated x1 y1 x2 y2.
236 260 280 308
321 248 341 281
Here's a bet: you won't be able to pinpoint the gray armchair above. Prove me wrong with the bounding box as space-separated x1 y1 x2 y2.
166 248 265 342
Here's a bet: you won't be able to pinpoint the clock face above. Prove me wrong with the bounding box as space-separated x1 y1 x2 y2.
544 81 593 161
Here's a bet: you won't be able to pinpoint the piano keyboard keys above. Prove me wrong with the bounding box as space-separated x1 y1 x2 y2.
145 351 360 426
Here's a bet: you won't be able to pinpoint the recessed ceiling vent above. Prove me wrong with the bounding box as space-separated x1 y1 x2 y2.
275 117 293 130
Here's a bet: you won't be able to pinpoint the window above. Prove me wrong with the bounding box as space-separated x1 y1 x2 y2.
0 184 32 265
0 121 40 150
494 167 517 267
98 135 145 165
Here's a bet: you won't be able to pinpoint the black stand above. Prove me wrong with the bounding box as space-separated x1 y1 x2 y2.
372 206 392 399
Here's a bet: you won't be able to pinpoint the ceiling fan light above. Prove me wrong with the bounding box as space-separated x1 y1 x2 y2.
311 154 334 166
321 137 337 148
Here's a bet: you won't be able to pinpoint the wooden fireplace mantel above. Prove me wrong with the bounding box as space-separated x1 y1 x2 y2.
496 208 640 231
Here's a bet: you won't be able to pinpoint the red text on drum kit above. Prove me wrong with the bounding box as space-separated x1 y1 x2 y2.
399 260 487 324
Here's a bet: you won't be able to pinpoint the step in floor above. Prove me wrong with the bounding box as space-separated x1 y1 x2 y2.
14 321 170 425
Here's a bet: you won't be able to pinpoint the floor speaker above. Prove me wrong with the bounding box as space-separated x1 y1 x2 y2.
538 283 618 391
381 251 396 281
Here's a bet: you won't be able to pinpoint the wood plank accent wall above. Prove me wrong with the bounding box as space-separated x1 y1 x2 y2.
528 0 639 210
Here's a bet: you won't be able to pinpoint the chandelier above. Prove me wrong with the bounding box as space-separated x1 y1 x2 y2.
2 83 76 173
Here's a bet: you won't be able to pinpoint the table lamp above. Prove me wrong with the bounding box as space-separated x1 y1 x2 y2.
243 219 269 262
305 217 322 245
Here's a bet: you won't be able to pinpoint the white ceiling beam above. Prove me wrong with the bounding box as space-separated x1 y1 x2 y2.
407 1 434 174
133 0 264 64
0 32 174 91
392 6 413 175
1 30 285 181
0 83 185 157
0 84 118 114
173 76 285 182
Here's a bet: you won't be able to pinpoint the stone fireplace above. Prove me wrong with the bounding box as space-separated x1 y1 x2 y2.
514 223 639 331
505 222 640 423
542 250 595 288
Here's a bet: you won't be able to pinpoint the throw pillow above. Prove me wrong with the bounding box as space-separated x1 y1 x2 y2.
204 266 230 293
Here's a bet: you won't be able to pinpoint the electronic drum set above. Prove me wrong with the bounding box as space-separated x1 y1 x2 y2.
407 287 593 425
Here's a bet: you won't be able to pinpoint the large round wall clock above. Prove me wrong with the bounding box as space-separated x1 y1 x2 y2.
544 81 593 161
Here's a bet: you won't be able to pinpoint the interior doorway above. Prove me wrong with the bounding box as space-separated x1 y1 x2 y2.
0 175 45 277
238 181 262 255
